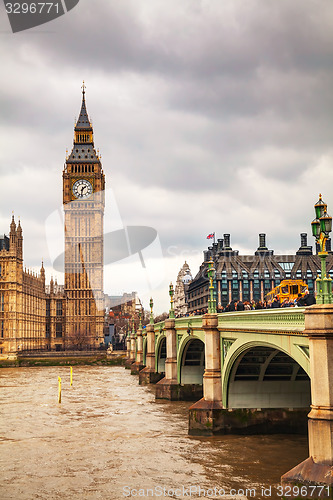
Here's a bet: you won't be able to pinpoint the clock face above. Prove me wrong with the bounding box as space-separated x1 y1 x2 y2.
72 179 93 199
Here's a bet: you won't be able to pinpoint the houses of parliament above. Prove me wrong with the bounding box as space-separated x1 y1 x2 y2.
0 86 105 357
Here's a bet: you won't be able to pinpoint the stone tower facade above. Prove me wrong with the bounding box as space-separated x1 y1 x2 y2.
62 85 105 349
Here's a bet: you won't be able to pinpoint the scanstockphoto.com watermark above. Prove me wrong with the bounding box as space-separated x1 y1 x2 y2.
123 485 252 499
122 484 332 498
3 0 80 33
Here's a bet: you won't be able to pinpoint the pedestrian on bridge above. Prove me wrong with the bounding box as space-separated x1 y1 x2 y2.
236 300 245 311
297 289 316 307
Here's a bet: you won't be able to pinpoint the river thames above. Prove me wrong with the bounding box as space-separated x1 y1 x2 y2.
0 366 308 500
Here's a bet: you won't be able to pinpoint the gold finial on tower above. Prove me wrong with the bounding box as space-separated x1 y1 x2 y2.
81 80 86 95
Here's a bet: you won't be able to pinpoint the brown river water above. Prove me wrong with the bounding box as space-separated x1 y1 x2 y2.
0 366 309 500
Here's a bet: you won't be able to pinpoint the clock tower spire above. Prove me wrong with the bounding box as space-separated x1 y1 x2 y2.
62 83 105 349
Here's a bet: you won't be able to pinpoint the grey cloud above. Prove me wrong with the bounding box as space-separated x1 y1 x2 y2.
1 0 333 279
7 0 333 77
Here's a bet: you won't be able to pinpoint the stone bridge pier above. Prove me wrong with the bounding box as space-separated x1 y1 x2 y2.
155 318 180 399
155 318 203 401
126 335 131 358
125 324 136 369
131 322 145 375
282 304 333 490
139 323 163 385
188 314 224 434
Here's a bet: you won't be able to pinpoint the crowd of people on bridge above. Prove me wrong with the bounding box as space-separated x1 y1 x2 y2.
183 290 316 317
221 289 316 312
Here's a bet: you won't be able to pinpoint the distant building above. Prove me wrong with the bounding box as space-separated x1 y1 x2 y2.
105 292 142 316
104 292 143 348
174 262 192 317
187 233 333 312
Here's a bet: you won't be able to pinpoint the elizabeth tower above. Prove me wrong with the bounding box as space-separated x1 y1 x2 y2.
62 84 105 349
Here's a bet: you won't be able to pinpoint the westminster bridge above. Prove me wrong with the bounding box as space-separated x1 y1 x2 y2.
126 304 333 491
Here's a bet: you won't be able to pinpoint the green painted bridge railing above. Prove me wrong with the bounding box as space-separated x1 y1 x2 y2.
152 307 307 336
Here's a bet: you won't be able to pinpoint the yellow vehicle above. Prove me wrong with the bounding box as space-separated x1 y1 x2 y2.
265 279 308 304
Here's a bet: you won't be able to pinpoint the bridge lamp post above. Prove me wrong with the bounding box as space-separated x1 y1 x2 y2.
207 258 217 314
149 298 154 325
311 194 333 304
169 283 175 319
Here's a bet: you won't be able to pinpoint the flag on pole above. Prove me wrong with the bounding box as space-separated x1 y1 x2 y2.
207 233 215 240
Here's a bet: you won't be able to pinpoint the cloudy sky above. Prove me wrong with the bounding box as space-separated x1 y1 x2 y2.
1 0 333 313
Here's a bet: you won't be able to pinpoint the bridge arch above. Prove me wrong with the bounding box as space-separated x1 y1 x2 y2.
178 336 205 385
222 340 310 410
155 334 166 373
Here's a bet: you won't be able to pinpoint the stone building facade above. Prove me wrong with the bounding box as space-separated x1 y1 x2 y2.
187 233 333 313
0 217 65 356
173 262 192 317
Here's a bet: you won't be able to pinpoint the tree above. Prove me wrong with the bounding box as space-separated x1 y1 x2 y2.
154 312 168 323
